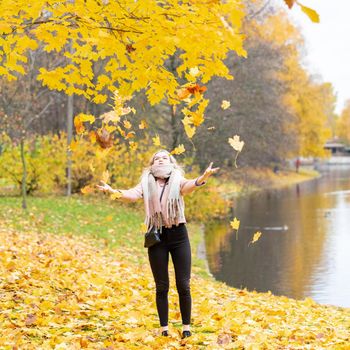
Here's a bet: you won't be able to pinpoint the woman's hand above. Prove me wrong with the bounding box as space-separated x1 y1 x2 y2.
197 162 220 184
96 181 114 193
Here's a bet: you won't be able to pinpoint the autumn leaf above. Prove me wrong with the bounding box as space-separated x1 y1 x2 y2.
183 124 196 139
221 100 231 110
298 3 320 23
284 0 295 9
125 131 135 140
110 191 122 200
123 120 132 129
101 170 110 183
228 135 244 152
74 116 85 135
249 231 262 245
138 120 148 129
186 84 207 95
95 129 113 149
189 67 200 77
171 144 185 155
230 217 240 240
152 135 161 146
81 185 94 195
228 135 245 168
177 88 191 100
230 217 240 230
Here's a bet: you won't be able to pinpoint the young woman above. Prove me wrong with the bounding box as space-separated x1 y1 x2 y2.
97 150 219 338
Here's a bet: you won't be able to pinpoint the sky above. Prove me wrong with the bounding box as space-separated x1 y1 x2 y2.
287 0 350 114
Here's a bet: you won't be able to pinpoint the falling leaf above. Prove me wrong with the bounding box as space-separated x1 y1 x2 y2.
184 124 196 138
110 191 122 200
152 135 161 146
230 217 240 240
138 119 148 129
207 126 216 131
101 170 110 184
123 120 132 129
250 231 262 245
189 67 200 77
74 117 85 135
125 131 135 139
129 141 138 151
228 135 244 152
299 3 320 23
228 135 245 168
221 100 231 110
171 144 185 155
69 140 78 151
78 114 95 124
95 129 113 149
230 217 240 230
186 84 207 95
100 110 120 124
81 185 94 194
284 0 295 9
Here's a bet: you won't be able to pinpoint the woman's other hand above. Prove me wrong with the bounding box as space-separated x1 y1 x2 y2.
96 181 113 193
196 162 220 184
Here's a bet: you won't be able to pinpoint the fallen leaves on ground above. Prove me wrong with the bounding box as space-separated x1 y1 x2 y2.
1 225 349 349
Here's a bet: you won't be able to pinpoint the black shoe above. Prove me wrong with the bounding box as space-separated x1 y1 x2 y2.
161 330 168 336
182 330 191 339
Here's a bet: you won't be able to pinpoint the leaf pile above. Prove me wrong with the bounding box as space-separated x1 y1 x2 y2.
1 225 349 349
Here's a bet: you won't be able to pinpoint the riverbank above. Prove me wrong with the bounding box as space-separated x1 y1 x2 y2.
217 166 319 199
0 196 349 349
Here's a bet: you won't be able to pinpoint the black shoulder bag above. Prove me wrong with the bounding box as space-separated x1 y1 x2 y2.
144 180 167 248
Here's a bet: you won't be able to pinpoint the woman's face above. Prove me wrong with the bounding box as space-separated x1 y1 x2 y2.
153 151 171 166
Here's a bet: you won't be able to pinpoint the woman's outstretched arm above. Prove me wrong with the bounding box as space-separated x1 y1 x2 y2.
181 162 220 195
96 181 143 202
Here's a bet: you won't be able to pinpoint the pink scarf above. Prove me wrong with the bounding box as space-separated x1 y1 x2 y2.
141 164 183 229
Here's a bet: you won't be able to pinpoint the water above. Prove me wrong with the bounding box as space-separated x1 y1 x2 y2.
204 167 350 308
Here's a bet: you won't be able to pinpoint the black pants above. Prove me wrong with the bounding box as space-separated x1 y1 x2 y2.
148 223 191 327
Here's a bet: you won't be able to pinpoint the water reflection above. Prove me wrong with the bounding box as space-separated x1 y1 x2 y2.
205 167 350 308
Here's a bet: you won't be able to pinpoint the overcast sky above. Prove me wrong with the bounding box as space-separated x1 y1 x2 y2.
287 0 350 114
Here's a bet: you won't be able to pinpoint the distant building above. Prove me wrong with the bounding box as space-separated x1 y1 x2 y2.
324 139 350 156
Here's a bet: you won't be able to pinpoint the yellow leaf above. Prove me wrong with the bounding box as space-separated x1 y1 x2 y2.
189 66 200 77
228 135 244 152
152 135 161 146
298 3 320 23
110 191 122 200
123 120 132 129
171 144 185 155
78 113 95 124
101 170 110 183
69 140 78 151
138 119 148 129
184 124 196 138
221 100 231 110
250 231 262 244
230 217 240 230
81 185 94 194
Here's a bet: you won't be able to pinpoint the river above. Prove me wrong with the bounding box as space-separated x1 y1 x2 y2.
204 166 350 308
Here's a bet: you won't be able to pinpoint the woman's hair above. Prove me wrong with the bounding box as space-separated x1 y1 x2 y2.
141 149 184 178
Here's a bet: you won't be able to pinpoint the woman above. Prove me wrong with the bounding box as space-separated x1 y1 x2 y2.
97 150 219 338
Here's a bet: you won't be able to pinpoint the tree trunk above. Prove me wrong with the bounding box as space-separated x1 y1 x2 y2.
20 137 27 209
66 93 73 196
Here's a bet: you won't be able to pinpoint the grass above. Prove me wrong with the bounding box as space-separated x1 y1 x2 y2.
0 194 211 276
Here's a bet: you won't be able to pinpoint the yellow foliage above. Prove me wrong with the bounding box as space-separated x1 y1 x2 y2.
1 221 349 348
